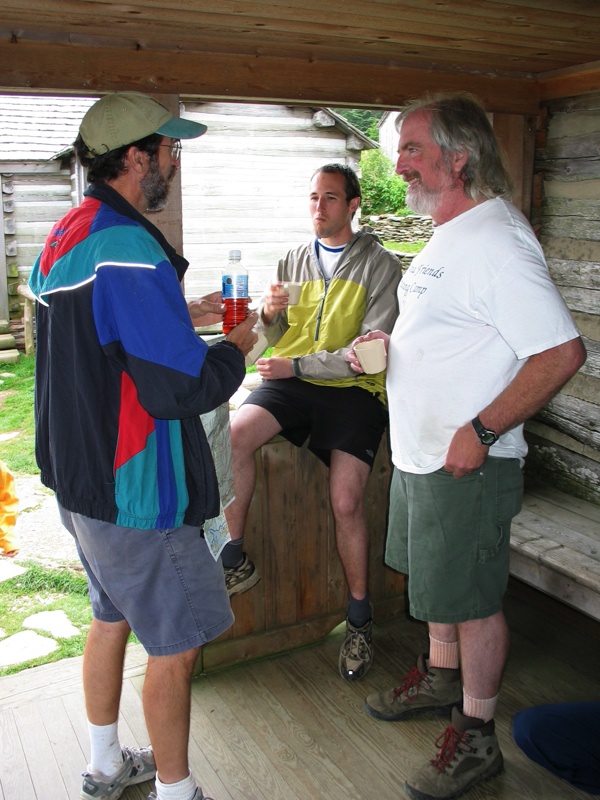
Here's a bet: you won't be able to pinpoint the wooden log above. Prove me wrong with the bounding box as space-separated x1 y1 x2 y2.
0 332 16 350
547 258 600 290
539 158 600 181
525 431 600 505
0 349 19 364
537 393 600 451
539 131 600 161
543 196 600 220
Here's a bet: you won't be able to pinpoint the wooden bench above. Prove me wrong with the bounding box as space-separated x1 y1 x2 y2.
510 482 600 622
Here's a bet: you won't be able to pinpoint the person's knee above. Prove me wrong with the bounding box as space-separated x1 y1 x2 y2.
230 407 273 453
512 706 548 756
330 487 364 521
147 647 200 681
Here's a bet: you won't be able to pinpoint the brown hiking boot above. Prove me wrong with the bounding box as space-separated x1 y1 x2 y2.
403 706 504 800
365 653 461 721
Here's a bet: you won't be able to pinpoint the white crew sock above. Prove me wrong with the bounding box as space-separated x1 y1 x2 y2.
155 770 198 800
88 721 123 776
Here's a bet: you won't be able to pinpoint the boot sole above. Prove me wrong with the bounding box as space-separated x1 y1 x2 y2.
403 752 504 800
364 700 456 722
227 571 261 597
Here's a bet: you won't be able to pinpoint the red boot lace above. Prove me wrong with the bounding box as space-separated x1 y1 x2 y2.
392 665 429 702
431 725 474 772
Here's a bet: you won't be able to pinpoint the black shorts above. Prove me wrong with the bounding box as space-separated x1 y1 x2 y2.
243 378 388 468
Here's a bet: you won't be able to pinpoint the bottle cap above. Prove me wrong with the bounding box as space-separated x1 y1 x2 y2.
229 249 241 260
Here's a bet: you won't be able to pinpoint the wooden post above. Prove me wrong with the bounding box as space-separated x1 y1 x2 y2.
17 283 35 354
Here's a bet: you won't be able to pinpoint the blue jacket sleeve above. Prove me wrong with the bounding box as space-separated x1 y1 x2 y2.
93 257 245 419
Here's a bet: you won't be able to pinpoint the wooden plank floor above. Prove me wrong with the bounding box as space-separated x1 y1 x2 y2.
1 579 599 800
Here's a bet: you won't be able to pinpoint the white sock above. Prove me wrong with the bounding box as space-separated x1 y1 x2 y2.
88 721 123 776
463 691 498 723
428 635 459 670
155 770 198 800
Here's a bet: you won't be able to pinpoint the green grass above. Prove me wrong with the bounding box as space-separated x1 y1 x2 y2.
0 562 140 675
0 562 93 675
245 346 273 373
384 240 427 254
0 354 37 475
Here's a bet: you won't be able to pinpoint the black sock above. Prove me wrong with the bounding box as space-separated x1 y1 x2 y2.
221 538 245 569
347 593 371 628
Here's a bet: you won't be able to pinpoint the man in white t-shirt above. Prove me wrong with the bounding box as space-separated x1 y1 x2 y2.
347 92 586 800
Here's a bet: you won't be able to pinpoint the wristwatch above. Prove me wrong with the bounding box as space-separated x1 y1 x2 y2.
471 416 499 446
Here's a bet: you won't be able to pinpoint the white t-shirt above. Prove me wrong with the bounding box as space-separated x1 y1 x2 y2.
387 198 580 474
316 240 345 278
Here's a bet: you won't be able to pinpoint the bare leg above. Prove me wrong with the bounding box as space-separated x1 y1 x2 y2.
429 610 509 698
142 648 200 783
83 618 130 725
329 450 371 600
457 610 509 699
224 404 282 541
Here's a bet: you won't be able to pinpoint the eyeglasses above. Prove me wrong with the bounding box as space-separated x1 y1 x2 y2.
159 139 182 160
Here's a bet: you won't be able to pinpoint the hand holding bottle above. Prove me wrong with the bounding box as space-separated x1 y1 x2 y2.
226 312 259 357
222 250 249 334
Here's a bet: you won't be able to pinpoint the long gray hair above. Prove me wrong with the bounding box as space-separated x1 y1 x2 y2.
396 92 513 201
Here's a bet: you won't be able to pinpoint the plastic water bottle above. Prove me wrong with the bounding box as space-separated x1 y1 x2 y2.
221 249 249 335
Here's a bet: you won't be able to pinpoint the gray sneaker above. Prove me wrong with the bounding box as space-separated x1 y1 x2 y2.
224 553 260 597
81 746 155 799
148 789 214 800
403 706 504 800
365 653 461 720
338 617 373 681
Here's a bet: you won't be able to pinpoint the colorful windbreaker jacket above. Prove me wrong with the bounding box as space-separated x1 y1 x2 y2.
258 228 402 403
29 196 245 531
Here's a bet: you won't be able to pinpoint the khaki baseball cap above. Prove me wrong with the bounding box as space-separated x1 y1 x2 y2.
79 91 207 155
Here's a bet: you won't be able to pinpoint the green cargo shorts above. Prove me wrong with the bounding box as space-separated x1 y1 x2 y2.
385 457 523 624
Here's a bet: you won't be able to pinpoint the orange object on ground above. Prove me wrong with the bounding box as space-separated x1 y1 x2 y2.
0 460 19 556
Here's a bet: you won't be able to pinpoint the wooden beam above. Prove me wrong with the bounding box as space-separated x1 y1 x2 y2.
0 40 541 115
538 61 600 102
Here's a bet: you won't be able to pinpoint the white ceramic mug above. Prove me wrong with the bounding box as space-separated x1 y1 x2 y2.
282 282 302 305
354 338 387 374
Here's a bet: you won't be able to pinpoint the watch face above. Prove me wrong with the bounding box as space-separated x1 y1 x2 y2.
472 417 498 446
481 431 498 445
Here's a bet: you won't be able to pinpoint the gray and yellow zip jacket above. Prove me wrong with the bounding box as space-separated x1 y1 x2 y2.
258 228 401 404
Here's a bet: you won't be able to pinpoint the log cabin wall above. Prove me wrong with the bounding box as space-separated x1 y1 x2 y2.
179 101 375 301
526 91 600 505
0 161 72 320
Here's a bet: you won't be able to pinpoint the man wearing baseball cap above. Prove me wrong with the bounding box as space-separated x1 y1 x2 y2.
29 92 258 800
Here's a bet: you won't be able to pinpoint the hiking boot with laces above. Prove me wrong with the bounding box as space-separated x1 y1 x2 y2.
224 553 260 597
404 706 504 800
365 653 461 720
148 789 214 800
338 617 373 681
81 745 156 800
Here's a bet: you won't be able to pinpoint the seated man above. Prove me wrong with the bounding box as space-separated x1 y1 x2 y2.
221 163 401 681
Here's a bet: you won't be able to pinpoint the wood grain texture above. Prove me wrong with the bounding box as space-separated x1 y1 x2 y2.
2 578 598 799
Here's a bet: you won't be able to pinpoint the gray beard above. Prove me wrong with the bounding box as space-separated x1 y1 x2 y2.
141 161 172 212
405 185 439 217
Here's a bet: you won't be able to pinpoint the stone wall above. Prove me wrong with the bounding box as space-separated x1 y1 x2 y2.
361 213 433 244
361 213 433 271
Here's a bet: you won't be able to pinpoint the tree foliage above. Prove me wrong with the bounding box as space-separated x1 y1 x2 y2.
333 108 383 140
359 148 407 215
